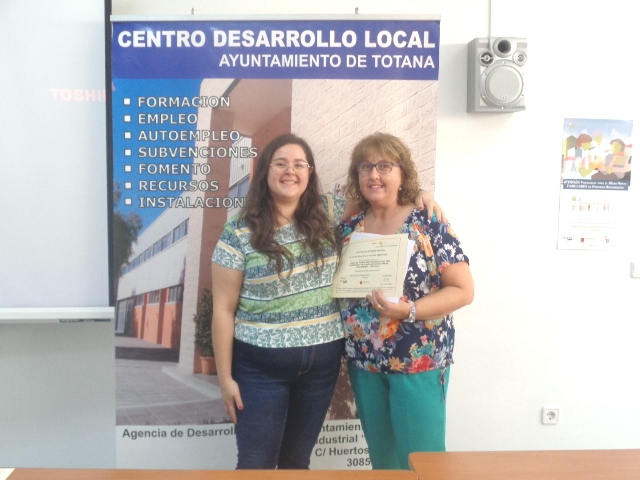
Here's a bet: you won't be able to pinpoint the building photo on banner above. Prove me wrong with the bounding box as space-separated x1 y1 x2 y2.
557 118 633 250
110 16 441 469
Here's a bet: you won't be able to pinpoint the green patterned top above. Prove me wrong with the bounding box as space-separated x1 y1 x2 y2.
212 194 346 348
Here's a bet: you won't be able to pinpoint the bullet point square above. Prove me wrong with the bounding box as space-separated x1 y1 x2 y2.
124 149 132 156
124 132 132 139
123 98 131 106
124 182 132 189
124 198 132 206
124 115 131 123
124 165 132 173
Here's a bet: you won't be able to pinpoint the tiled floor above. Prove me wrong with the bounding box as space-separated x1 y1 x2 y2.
115 336 230 426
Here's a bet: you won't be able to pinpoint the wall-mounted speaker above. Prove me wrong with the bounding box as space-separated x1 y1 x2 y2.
467 37 527 113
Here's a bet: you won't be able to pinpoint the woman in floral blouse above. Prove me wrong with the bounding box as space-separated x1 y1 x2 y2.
340 133 474 470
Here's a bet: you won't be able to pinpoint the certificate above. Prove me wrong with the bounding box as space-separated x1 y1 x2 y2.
332 233 409 298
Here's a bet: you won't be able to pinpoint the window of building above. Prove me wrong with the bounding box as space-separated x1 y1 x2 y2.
173 219 188 243
120 218 190 275
161 232 171 250
228 175 249 218
148 290 160 304
230 174 250 199
167 285 183 303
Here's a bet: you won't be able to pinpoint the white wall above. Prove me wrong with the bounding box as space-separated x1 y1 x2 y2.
0 322 116 468
1 0 638 469
435 0 640 451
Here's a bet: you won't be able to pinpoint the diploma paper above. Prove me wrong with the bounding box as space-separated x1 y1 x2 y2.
349 232 413 303
332 234 408 298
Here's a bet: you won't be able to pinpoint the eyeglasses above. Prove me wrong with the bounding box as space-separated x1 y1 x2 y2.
357 161 400 175
270 161 311 174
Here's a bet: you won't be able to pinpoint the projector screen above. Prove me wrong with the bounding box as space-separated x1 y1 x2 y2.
0 1 111 320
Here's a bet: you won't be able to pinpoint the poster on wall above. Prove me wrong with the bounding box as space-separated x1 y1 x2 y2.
557 118 633 250
110 15 440 469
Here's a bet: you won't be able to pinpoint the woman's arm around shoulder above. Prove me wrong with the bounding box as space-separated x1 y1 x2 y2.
413 190 448 223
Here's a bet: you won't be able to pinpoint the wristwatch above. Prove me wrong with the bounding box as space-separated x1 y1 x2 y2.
407 300 416 322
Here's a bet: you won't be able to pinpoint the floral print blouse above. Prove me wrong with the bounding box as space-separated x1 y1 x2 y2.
339 209 469 374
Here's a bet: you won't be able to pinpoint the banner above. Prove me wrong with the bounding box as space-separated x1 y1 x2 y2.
111 15 440 469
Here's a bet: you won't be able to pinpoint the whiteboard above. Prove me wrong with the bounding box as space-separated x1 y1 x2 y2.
0 1 110 316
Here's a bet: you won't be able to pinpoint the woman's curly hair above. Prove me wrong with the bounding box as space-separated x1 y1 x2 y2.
344 132 420 211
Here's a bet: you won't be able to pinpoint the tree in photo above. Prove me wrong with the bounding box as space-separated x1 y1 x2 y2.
112 181 143 299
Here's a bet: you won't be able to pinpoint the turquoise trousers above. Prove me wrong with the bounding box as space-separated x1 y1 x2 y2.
348 363 450 470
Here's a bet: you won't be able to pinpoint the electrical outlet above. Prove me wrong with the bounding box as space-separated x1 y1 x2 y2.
542 407 559 425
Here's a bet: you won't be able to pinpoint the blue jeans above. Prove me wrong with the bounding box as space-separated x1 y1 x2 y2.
232 338 344 469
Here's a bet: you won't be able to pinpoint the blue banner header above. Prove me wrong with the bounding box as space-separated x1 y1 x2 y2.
112 19 440 80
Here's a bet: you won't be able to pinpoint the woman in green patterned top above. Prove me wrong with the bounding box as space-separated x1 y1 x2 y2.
211 133 440 470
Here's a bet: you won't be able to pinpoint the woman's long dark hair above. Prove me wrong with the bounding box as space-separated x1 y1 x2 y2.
240 133 339 277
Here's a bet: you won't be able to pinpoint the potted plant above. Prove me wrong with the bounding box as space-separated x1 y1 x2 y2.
193 288 216 374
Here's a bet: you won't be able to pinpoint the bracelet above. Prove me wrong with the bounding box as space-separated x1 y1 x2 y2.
407 300 416 322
